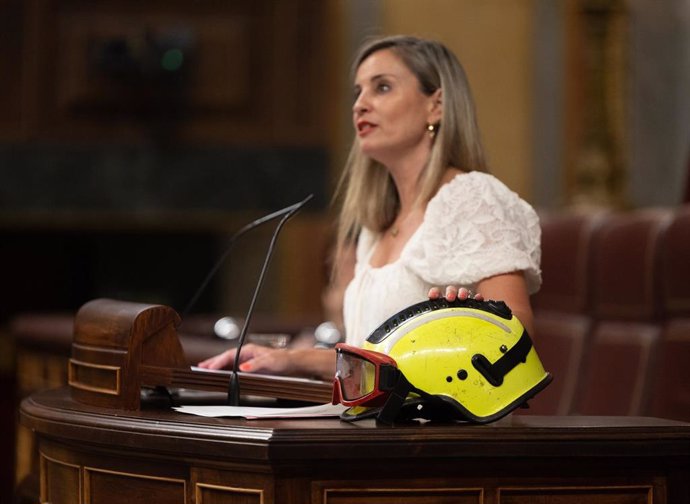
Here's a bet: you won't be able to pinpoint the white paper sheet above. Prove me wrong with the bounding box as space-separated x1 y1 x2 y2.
173 402 347 419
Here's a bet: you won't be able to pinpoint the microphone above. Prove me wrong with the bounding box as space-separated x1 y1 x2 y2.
181 195 313 319
181 194 313 406
227 193 313 405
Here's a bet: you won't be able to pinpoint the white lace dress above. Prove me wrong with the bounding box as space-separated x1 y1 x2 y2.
342 171 542 347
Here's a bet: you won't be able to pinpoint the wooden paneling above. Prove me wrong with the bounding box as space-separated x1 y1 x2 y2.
40 452 81 504
84 468 186 504
499 486 653 504
0 0 24 139
54 11 254 111
195 483 263 504
40 439 191 504
13 0 329 145
318 487 483 504
192 468 273 504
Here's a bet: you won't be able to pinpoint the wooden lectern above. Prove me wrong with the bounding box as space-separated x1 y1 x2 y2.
67 298 331 410
19 298 690 504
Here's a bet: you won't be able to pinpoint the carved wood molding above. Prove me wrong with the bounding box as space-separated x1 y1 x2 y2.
566 0 629 210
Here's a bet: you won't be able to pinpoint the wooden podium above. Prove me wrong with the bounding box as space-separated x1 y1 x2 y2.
18 299 690 503
20 389 690 504
66 298 332 409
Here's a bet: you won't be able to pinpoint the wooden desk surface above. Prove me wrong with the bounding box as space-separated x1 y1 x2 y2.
21 387 690 459
20 388 690 504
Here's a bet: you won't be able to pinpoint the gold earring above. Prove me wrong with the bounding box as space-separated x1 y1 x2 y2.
427 123 437 138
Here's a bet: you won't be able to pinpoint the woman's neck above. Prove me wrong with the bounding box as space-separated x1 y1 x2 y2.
385 148 431 212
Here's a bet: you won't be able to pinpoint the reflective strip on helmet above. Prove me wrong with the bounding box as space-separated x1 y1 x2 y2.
367 298 514 344
371 308 514 356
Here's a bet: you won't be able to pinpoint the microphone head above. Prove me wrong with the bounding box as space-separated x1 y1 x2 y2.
214 317 241 340
314 321 342 346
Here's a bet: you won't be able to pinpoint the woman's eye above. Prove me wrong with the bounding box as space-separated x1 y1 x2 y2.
377 82 391 93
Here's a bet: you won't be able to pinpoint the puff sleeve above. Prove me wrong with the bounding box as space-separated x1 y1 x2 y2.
402 172 542 293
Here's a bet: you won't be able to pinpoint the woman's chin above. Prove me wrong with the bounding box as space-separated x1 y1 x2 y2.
360 144 388 164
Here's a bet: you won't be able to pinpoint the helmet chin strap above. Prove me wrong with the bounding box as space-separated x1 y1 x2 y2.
377 371 445 424
376 370 414 424
377 374 457 424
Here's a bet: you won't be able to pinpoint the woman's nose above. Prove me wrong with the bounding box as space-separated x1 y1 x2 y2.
353 92 369 114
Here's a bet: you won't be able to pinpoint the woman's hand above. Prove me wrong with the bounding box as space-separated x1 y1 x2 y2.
428 286 484 302
428 275 534 336
197 343 292 374
197 343 337 380
429 273 534 335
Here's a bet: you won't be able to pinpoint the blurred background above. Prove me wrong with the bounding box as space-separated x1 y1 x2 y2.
1 0 689 501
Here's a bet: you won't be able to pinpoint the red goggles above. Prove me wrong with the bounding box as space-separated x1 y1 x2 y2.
331 343 401 407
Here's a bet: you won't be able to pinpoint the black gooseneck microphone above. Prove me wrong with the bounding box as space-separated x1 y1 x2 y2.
181 195 313 319
227 194 313 405
181 194 313 406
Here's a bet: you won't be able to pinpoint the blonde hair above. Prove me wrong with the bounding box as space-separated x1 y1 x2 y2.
335 35 488 253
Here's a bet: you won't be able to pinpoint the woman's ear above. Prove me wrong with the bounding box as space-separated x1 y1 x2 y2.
428 88 443 124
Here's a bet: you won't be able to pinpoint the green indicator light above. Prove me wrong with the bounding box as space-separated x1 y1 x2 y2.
161 49 184 71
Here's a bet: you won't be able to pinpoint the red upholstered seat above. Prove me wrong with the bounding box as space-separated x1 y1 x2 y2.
649 206 690 421
660 205 690 318
531 211 606 314
524 211 605 415
526 312 590 415
574 322 659 416
589 209 672 321
572 210 672 416
650 319 690 421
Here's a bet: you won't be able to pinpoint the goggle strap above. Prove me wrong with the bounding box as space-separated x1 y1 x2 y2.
376 371 414 424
